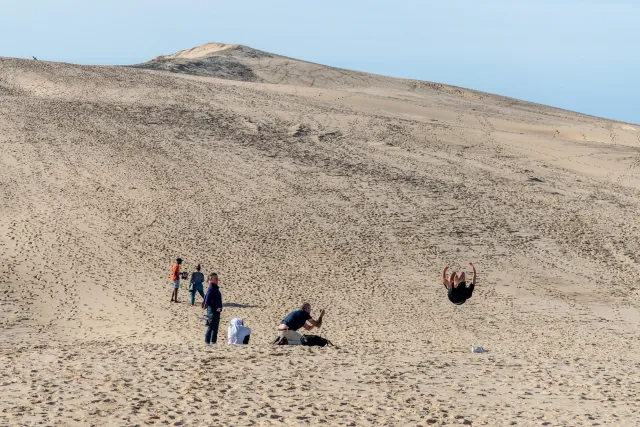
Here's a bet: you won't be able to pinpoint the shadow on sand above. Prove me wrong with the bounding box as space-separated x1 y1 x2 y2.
223 302 261 309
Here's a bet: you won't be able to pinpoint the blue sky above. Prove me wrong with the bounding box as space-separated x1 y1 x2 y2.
1 1 638 124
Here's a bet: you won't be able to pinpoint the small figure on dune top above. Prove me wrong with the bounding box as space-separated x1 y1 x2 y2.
442 263 477 305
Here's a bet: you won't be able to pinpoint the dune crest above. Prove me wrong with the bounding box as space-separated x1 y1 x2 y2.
155 42 240 60
1 44 640 426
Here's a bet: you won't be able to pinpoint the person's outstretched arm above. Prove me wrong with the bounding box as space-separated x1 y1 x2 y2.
442 266 451 289
306 309 325 329
469 263 477 285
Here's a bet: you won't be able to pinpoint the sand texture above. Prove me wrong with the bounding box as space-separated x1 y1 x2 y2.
2 44 640 426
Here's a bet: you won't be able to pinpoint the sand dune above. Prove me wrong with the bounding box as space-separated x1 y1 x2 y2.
2 43 640 426
157 42 241 59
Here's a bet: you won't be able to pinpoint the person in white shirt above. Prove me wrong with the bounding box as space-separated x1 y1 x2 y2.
228 318 251 344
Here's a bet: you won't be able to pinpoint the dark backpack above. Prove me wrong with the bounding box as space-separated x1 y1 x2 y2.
300 334 334 347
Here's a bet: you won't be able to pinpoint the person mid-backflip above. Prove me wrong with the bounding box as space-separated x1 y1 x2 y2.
442 263 476 305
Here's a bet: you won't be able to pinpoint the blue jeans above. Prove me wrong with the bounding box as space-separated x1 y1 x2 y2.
190 283 204 305
205 307 221 344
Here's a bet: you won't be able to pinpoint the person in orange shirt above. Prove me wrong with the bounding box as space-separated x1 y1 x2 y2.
170 258 183 303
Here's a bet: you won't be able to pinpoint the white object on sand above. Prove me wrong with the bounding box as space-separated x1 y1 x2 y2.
228 318 251 344
472 346 488 353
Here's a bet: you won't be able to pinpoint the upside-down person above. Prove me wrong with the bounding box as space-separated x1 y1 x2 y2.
442 263 477 305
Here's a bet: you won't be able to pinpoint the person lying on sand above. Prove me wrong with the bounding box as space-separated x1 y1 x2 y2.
276 303 325 345
442 263 476 305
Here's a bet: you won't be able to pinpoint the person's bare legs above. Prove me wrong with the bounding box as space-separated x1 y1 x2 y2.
457 271 466 287
450 271 458 288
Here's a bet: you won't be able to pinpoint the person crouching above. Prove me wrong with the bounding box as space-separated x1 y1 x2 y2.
276 303 324 345
228 318 251 344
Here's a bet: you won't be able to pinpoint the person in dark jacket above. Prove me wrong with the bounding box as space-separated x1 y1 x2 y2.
202 272 223 344
189 264 206 306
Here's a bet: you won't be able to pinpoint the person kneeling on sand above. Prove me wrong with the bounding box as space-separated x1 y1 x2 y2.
228 318 251 344
276 303 324 345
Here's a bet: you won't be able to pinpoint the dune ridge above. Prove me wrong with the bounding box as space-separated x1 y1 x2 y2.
2 44 640 426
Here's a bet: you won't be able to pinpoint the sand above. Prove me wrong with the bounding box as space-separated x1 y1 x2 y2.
2 44 640 426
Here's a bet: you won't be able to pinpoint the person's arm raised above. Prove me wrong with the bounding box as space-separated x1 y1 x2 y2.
307 309 325 328
442 266 451 289
469 263 477 285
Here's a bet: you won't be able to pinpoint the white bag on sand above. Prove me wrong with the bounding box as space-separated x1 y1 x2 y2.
471 346 488 353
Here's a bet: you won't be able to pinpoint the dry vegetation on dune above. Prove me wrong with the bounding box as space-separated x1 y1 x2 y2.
2 44 640 425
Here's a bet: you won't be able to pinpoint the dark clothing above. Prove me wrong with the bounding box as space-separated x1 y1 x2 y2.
190 283 205 305
282 309 312 331
448 282 475 305
190 271 205 286
205 307 221 344
204 283 222 344
242 334 250 345
203 283 222 311
190 272 205 305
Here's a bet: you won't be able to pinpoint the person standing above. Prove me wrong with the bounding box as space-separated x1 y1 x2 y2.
202 273 223 344
170 258 183 303
189 264 206 306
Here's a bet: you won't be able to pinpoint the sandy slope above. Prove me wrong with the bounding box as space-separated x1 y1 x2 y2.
2 45 640 426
